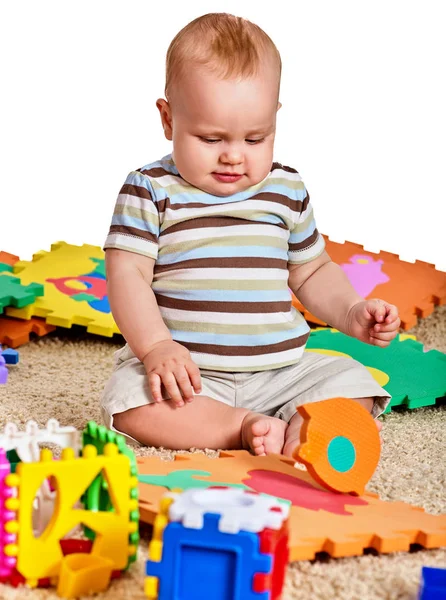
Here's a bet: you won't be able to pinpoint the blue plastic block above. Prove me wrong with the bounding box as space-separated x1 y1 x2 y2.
1 347 19 365
419 566 446 600
146 512 272 600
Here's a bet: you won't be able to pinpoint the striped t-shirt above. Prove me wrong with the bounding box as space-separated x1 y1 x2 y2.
104 154 325 372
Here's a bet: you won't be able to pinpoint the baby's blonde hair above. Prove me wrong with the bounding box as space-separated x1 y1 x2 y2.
165 12 282 100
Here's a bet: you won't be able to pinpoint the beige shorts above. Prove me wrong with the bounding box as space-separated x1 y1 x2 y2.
101 344 390 444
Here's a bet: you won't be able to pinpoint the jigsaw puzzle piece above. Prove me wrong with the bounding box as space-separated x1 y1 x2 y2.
0 274 44 314
0 316 56 348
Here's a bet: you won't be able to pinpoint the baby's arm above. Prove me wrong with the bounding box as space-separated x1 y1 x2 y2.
106 249 201 405
288 251 400 346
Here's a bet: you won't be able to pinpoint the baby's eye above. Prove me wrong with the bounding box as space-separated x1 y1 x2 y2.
246 138 264 144
200 137 220 144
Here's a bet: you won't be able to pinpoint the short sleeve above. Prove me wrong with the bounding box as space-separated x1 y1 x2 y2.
288 188 325 264
103 170 160 259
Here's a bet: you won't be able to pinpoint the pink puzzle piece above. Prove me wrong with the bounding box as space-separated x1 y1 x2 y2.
340 254 390 298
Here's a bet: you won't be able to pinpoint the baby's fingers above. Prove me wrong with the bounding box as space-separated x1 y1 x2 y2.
373 316 401 333
175 366 195 403
148 372 163 403
162 372 185 407
186 363 202 395
369 330 397 343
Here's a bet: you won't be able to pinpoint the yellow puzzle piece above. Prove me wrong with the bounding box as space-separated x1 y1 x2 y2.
6 242 120 337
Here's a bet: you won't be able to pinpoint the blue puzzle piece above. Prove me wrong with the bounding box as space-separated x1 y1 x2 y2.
419 566 446 600
0 347 19 365
147 512 272 600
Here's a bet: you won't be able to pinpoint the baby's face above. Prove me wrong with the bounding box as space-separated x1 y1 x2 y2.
157 63 281 196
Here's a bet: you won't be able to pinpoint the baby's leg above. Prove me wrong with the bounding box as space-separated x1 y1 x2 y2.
282 396 379 457
113 395 286 453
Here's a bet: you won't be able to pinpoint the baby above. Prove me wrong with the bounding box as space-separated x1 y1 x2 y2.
101 12 400 457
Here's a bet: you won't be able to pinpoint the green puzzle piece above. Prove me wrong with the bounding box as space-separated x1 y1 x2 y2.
0 273 44 314
138 469 249 491
137 469 291 507
0 263 13 273
307 329 446 411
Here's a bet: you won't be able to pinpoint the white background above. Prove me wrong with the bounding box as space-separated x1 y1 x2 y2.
1 0 445 270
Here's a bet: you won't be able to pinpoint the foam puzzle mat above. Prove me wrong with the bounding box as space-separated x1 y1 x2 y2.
292 236 446 330
137 451 446 561
0 316 56 348
5 242 119 337
306 330 446 411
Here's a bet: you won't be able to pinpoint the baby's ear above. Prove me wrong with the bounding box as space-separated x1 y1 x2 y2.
156 98 173 140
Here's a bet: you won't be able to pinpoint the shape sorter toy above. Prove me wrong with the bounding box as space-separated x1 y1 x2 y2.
146 487 290 600
0 419 139 598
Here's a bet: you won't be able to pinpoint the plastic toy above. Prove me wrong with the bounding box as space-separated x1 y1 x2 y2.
293 397 381 495
0 449 18 578
57 553 115 599
6 241 120 337
291 235 446 329
146 487 289 599
0 421 138 596
306 329 446 411
0 346 19 365
0 315 56 348
418 566 446 600
0 354 7 385
0 273 44 314
137 450 446 561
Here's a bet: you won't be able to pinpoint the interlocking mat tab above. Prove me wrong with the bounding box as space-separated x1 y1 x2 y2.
292 236 446 330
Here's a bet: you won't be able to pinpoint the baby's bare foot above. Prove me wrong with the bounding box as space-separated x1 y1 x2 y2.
241 413 287 456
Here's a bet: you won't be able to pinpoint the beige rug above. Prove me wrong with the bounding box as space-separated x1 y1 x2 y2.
1 306 445 600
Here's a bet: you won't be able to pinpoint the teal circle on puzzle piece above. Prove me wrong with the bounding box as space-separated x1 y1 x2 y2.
327 436 356 473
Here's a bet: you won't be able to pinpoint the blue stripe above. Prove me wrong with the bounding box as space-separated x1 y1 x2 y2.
154 183 306 206
112 214 159 235
170 322 309 346
157 246 287 265
289 220 316 243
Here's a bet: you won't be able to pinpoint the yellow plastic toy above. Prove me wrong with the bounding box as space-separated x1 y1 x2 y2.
293 397 381 495
57 553 114 599
5 443 138 585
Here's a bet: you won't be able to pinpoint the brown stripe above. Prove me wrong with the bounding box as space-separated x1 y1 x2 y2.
179 332 309 356
164 216 288 235
156 192 303 213
120 183 153 201
138 167 174 178
156 294 291 313
289 229 319 252
271 162 299 175
108 225 158 244
154 256 287 274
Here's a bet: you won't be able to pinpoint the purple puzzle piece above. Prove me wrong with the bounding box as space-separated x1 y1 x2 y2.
0 354 7 384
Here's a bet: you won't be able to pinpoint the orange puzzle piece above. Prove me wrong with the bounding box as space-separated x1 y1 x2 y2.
137 451 446 561
0 252 20 267
292 236 446 330
293 397 381 495
0 316 56 348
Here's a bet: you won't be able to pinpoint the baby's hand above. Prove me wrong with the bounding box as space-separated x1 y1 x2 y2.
346 299 401 347
142 340 202 407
